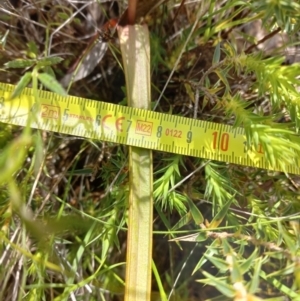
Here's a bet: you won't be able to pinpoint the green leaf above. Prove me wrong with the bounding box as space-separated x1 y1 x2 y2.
192 239 220 274
102 238 110 261
240 249 258 274
249 257 263 294
267 262 295 278
0 29 9 48
9 72 32 100
187 196 204 225
209 197 234 229
37 73 67 95
27 41 38 56
204 254 229 271
214 69 229 87
259 269 300 299
198 271 235 298
4 58 34 69
57 12 70 20
279 224 297 253
230 254 243 283
0 133 32 185
195 232 208 242
213 42 221 65
36 56 64 68
171 212 192 230
152 261 168 301
222 238 232 255
24 215 94 240
66 168 93 175
43 66 56 78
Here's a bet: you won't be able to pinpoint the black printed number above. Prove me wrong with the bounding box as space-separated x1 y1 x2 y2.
156 126 163 138
187 131 192 143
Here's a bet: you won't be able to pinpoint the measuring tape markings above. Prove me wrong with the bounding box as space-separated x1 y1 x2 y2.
0 82 300 174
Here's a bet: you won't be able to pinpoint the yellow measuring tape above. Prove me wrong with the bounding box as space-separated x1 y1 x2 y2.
0 82 299 175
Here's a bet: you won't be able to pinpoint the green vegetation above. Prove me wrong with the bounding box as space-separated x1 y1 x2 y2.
1 0 300 300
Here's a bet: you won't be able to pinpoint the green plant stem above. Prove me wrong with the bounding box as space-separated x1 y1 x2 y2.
118 24 153 301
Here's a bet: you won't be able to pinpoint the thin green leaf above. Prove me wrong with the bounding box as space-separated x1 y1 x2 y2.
204 254 229 271
57 12 70 20
66 168 93 175
43 66 56 79
248 257 263 294
260 269 300 299
9 72 32 100
267 263 295 277
152 261 168 301
209 197 234 229
195 232 208 242
36 56 64 67
0 133 32 185
4 58 34 69
37 73 67 96
230 254 243 283
198 271 235 298
0 29 9 48
213 42 221 65
192 239 220 274
171 212 192 230
27 41 38 56
240 249 258 274
187 196 204 225
222 238 232 255
214 69 229 87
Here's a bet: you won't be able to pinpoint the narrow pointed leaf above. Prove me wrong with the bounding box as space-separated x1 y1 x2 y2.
192 239 220 274
213 42 221 65
27 41 38 56
230 254 243 283
240 249 258 274
9 72 32 100
204 254 229 271
198 271 235 298
249 257 263 294
187 196 204 225
208 197 234 229
0 30 9 48
38 73 67 96
36 56 64 68
43 66 56 79
171 212 192 231
4 58 34 69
